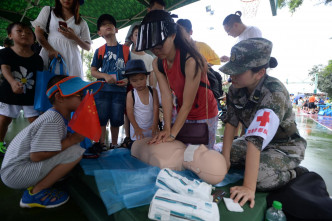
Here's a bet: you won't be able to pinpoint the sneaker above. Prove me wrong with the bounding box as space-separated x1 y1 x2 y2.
294 166 309 177
110 144 120 149
0 142 7 157
20 187 69 208
102 144 108 151
83 150 100 159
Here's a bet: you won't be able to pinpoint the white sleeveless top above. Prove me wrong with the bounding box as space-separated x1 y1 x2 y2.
130 88 154 140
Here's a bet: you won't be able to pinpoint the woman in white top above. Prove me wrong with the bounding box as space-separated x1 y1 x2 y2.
220 11 262 62
31 0 91 78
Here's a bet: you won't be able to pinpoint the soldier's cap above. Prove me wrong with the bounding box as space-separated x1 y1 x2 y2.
219 38 272 76
97 14 116 30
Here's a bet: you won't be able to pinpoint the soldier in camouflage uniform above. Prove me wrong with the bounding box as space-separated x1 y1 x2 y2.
219 38 307 208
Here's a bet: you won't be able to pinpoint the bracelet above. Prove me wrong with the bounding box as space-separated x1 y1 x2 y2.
170 134 176 139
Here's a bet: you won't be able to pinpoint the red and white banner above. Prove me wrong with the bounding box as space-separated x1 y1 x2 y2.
244 109 280 150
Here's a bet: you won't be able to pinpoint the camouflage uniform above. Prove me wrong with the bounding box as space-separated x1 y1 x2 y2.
220 38 307 191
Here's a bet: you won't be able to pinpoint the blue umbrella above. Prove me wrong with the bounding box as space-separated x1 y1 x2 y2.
294 94 305 101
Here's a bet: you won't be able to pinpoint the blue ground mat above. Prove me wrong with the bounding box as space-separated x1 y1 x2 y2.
80 148 244 215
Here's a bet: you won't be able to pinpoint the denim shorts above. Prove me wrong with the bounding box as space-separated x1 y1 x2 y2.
94 91 126 127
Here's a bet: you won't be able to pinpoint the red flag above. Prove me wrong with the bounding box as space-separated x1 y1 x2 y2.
69 92 101 142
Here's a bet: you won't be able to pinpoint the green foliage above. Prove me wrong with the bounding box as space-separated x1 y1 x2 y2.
309 60 332 96
83 50 96 82
308 64 324 82
278 0 331 13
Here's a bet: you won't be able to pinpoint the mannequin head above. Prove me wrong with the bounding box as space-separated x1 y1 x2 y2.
183 145 227 185
131 138 186 171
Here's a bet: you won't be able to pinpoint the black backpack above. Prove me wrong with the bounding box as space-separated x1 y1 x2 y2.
267 172 332 221
157 48 223 100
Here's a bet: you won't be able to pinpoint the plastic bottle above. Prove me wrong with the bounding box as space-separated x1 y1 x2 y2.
265 201 287 221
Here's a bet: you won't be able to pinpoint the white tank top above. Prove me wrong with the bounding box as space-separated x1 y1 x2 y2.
130 88 154 140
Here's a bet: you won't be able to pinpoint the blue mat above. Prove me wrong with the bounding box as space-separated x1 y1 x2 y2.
80 148 244 215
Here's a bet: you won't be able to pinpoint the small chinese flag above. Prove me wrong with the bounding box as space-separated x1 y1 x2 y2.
69 92 101 142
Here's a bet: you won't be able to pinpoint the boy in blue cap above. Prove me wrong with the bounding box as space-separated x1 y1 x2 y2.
0 75 103 208
124 60 159 143
91 14 130 150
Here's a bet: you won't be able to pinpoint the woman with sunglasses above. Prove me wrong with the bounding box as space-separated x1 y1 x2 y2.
136 10 218 149
220 38 307 208
220 11 262 63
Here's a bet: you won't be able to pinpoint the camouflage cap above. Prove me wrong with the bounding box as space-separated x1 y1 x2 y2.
219 38 272 75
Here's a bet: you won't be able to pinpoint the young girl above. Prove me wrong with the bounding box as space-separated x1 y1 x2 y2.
220 38 307 208
124 60 159 143
136 10 218 149
0 22 43 156
31 0 91 78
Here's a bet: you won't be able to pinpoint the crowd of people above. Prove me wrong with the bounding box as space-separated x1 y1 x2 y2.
291 93 330 114
0 0 309 211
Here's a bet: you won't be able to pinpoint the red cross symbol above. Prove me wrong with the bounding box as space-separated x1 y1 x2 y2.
257 111 270 126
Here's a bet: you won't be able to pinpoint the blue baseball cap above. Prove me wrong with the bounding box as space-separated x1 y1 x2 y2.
46 76 103 98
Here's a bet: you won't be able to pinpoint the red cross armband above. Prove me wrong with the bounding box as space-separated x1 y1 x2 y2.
245 109 280 150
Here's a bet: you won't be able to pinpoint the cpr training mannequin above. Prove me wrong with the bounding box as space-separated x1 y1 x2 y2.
131 138 227 185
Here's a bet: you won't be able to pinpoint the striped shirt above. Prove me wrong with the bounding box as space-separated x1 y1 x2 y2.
0 110 66 187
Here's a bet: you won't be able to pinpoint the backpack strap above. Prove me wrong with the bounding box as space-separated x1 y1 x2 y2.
122 45 130 64
97 44 106 69
132 86 153 105
148 86 153 95
132 89 135 105
179 48 190 77
157 58 165 74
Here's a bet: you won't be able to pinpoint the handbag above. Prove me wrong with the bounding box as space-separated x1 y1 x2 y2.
174 122 209 145
163 60 210 145
34 56 68 112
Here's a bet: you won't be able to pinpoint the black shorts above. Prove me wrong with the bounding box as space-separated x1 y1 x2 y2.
309 102 315 109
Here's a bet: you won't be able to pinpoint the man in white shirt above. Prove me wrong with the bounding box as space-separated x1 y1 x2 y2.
220 11 262 62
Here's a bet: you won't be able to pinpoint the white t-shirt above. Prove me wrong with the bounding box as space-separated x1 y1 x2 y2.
237 26 262 43
0 110 66 187
298 99 304 107
130 52 154 72
130 88 154 140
